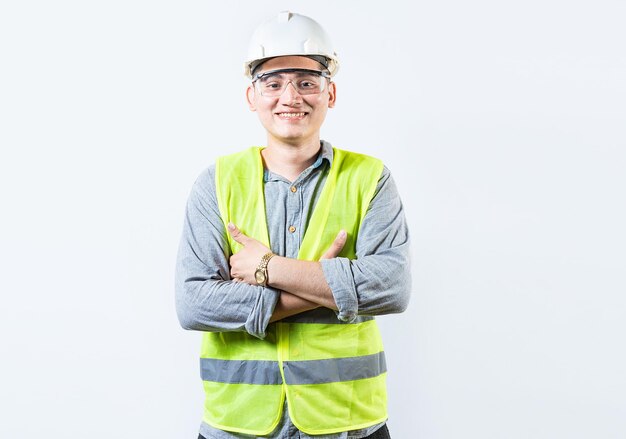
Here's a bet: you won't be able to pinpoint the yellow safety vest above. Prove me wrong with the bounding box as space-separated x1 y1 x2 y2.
201 146 386 435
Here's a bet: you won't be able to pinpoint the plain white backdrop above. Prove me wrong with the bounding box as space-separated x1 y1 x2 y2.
1 1 625 438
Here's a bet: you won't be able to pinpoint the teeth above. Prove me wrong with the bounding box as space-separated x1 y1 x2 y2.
278 112 305 118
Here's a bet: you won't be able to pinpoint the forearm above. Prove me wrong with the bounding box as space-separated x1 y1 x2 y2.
267 256 338 310
269 291 319 322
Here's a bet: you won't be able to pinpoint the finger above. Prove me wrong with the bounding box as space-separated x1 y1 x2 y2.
319 230 347 260
227 223 248 244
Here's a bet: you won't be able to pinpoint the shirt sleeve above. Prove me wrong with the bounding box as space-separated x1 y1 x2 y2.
320 166 411 322
175 166 280 339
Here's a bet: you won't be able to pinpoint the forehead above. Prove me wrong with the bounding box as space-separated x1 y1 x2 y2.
256 56 323 74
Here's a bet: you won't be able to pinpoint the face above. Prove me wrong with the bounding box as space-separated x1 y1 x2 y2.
246 56 336 146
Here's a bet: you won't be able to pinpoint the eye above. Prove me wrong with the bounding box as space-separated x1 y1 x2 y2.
298 79 319 89
258 74 284 90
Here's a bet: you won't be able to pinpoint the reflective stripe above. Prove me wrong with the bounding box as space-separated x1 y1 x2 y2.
283 351 386 385
282 308 374 324
201 352 387 386
200 358 282 385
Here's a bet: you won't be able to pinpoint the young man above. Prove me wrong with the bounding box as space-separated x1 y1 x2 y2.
176 11 411 439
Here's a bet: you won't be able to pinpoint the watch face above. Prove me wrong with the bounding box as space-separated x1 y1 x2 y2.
255 269 266 285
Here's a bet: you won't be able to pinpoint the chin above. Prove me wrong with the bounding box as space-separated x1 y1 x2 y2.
272 129 309 140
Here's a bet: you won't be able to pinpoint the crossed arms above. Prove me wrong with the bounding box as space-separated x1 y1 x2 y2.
227 224 347 321
175 164 411 339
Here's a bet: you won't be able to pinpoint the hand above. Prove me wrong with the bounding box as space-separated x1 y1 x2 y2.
228 223 271 284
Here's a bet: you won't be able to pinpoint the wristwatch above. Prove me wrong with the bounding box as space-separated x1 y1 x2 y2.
254 252 275 287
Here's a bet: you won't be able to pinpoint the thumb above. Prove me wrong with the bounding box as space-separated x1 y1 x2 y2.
319 230 347 260
227 223 249 245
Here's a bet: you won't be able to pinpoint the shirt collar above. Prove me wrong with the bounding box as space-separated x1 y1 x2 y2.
263 140 334 182
317 139 334 167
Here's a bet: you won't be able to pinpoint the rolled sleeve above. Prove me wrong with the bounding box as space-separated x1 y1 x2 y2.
244 286 281 338
320 257 358 322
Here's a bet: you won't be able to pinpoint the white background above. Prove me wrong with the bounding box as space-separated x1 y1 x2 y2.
1 1 625 438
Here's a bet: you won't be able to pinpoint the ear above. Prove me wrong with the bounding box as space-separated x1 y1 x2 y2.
327 81 337 109
246 85 257 111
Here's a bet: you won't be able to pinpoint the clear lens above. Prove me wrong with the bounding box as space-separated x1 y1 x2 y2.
254 69 329 97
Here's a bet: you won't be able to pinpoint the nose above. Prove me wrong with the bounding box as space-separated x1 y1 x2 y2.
279 80 302 104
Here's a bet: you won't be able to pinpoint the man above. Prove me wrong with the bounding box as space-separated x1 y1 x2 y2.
176 11 411 439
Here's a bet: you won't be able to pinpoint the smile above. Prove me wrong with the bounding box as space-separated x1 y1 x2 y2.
276 112 307 119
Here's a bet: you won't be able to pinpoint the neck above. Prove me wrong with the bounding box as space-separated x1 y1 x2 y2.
262 136 322 182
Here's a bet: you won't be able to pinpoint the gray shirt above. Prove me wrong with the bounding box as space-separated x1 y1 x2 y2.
175 140 411 438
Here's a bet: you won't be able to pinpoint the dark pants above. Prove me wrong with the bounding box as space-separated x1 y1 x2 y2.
199 423 391 439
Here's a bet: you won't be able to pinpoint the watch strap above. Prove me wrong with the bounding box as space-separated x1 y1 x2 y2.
255 252 275 286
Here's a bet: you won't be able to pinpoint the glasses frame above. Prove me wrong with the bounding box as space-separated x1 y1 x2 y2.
252 68 332 97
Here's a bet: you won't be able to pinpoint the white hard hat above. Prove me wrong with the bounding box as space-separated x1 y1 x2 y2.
244 11 339 78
